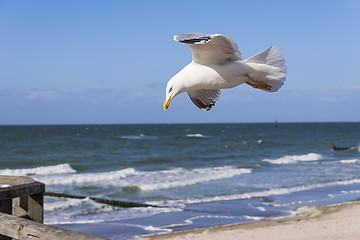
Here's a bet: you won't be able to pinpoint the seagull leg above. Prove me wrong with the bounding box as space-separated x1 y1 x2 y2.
245 74 272 91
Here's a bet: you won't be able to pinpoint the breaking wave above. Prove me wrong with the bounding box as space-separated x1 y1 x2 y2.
136 166 251 191
37 168 137 185
45 197 85 212
51 166 249 190
340 159 359 164
0 164 251 192
263 153 324 164
185 133 207 138
150 178 360 205
117 134 158 140
0 163 76 176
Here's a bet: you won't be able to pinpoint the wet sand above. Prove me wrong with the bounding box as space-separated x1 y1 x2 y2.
147 200 360 240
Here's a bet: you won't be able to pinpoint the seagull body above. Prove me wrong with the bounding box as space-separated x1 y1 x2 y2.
171 61 252 90
164 33 287 111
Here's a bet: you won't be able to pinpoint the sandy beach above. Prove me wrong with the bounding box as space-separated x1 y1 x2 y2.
148 200 360 240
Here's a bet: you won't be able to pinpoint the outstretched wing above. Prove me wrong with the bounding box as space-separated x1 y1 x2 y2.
174 33 242 65
187 89 221 111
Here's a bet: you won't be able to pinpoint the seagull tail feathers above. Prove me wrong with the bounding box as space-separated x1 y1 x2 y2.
243 46 287 92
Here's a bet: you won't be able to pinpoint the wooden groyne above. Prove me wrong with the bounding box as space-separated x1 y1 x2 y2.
0 176 107 240
45 191 158 208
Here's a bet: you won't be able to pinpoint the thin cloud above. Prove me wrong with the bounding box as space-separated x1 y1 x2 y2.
0 87 359 125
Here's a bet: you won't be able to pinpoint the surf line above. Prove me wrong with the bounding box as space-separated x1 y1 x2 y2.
45 192 214 214
45 192 222 213
45 192 159 208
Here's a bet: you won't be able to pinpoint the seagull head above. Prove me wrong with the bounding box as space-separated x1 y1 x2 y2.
163 76 185 111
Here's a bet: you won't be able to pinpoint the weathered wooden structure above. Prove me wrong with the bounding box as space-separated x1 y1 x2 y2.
0 176 107 240
0 176 44 224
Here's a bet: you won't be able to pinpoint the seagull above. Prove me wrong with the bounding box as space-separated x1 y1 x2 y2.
163 33 287 111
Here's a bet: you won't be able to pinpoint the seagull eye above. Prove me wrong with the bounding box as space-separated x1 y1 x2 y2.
169 87 173 92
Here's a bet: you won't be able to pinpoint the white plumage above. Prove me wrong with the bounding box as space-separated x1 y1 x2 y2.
163 33 287 111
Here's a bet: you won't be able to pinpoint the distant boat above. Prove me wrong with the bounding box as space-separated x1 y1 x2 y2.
333 146 350 151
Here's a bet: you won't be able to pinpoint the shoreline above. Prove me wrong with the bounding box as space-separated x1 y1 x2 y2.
146 200 360 240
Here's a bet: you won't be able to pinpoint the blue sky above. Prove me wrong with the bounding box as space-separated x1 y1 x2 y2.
0 0 359 125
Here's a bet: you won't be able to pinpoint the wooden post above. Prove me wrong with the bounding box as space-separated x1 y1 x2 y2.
0 199 12 240
28 192 43 223
0 176 44 223
0 176 45 240
13 196 28 219
0 212 108 240
0 176 108 239
0 199 12 214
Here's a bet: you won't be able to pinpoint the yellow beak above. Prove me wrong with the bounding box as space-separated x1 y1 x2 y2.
163 98 171 111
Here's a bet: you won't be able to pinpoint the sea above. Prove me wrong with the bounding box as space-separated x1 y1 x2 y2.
0 122 360 239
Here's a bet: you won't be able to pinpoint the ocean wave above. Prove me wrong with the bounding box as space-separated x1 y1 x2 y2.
150 178 360 205
185 133 207 138
37 168 136 185
0 163 76 176
45 205 182 225
340 159 359 164
137 166 251 191
355 145 360 152
340 190 360 194
44 197 85 211
35 165 251 191
162 214 261 229
263 153 323 164
117 134 158 140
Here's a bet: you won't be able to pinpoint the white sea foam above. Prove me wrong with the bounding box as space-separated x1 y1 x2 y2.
340 159 359 164
141 225 172 234
137 166 251 191
46 206 182 225
120 135 144 140
44 198 84 211
249 204 266 212
118 134 157 140
185 133 207 138
354 144 360 152
263 153 323 164
328 189 360 199
0 163 76 176
37 165 251 190
150 178 360 205
37 168 136 185
3 163 250 191
162 214 262 229
340 190 360 194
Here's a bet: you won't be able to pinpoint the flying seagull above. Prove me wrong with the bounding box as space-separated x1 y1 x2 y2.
163 33 287 111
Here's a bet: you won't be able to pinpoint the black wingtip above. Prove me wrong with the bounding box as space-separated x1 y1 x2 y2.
179 37 211 44
176 33 212 44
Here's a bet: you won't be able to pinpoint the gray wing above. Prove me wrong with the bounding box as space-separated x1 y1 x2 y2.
187 89 221 111
174 33 242 65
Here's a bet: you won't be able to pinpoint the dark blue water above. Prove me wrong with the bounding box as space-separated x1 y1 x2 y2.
0 123 359 239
